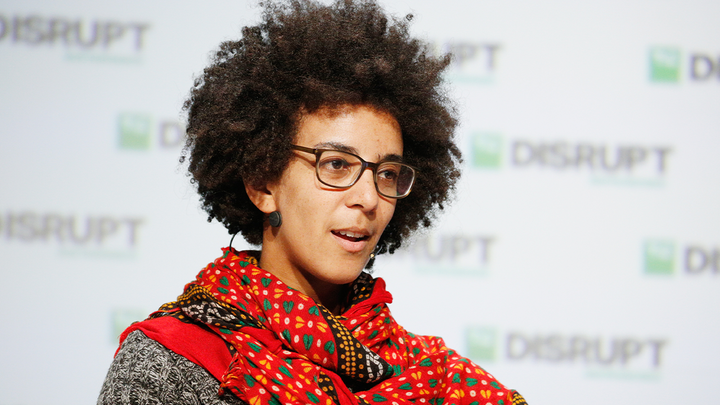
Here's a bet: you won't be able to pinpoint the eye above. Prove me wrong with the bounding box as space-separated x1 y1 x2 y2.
319 157 351 172
377 166 400 182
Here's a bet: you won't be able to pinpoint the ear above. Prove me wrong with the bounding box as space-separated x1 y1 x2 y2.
244 180 278 214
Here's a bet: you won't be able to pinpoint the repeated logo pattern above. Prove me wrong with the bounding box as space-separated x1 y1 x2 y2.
147 248 526 405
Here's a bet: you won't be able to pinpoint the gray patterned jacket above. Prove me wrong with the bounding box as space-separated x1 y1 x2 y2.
97 330 247 405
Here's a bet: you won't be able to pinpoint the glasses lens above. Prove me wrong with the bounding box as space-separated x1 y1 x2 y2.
376 162 415 198
316 150 362 187
314 149 415 198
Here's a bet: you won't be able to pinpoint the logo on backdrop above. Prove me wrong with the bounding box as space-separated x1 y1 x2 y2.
466 326 668 379
431 41 502 84
0 13 150 62
643 239 719 276
390 233 495 275
470 133 673 186
118 112 186 150
0 210 144 256
649 46 720 83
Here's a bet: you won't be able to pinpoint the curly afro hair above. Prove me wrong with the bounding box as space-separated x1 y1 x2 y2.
182 0 461 257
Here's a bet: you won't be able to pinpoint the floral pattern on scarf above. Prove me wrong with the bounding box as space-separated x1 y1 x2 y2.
147 248 526 405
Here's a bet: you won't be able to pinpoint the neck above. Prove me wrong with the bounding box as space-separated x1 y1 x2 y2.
258 248 348 316
309 281 348 316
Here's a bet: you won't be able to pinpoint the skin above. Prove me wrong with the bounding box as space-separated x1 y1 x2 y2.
245 105 402 314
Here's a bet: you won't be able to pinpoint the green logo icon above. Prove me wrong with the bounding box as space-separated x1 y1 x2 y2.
466 326 497 362
118 113 152 150
649 47 681 83
644 240 675 275
472 133 503 168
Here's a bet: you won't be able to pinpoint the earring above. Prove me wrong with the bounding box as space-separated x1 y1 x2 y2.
268 211 282 227
365 245 382 271
369 244 383 260
228 232 239 248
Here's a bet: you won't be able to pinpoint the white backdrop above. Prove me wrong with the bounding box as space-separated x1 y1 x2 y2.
1 1 719 404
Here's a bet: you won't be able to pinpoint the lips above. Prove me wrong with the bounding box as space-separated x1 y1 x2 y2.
331 229 371 253
332 230 369 241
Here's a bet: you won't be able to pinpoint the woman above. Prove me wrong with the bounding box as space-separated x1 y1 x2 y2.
98 1 527 404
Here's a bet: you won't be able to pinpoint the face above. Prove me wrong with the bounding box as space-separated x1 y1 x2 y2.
250 105 402 305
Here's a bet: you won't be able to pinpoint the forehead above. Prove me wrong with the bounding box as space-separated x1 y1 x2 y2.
295 105 403 159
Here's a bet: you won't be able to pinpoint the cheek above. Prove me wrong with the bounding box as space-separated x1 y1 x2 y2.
380 200 398 226
280 183 337 225
275 163 319 211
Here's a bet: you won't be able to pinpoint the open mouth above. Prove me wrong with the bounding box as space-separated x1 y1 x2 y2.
331 230 370 242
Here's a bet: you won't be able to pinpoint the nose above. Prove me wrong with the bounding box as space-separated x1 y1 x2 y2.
347 167 379 212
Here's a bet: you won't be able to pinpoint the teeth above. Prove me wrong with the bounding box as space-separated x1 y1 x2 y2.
338 231 364 239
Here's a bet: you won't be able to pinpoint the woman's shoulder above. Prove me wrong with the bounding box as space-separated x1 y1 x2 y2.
97 330 247 405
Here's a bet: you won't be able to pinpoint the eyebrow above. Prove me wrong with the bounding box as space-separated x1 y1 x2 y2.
314 141 403 162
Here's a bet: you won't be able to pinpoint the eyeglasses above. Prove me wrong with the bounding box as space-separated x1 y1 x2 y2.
291 145 418 199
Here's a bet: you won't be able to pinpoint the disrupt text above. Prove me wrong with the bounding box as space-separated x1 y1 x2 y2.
0 14 150 50
0 211 143 246
512 140 672 173
507 332 667 367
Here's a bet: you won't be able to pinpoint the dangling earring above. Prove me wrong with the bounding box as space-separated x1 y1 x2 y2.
369 244 382 260
228 232 239 248
365 244 382 271
268 211 282 227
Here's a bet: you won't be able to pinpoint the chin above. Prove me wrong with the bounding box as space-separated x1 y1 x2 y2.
325 259 367 284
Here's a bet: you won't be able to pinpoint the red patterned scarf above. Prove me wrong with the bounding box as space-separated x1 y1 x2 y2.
121 248 526 405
